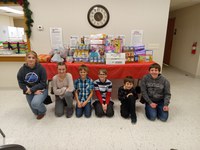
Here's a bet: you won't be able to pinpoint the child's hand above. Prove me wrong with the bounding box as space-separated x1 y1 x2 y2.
34 90 44 95
150 103 157 108
163 106 169 111
102 104 107 113
77 101 82 108
82 101 87 107
25 86 31 94
127 93 133 98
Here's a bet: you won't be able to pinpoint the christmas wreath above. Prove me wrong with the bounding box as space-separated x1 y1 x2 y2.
1 0 33 39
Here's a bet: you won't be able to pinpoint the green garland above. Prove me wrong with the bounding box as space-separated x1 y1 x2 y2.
23 0 33 39
1 0 33 39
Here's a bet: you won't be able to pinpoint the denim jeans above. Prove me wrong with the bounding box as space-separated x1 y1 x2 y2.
26 89 47 115
145 100 168 121
76 102 91 118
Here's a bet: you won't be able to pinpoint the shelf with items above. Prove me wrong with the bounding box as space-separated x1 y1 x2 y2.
2 41 28 54
0 42 27 62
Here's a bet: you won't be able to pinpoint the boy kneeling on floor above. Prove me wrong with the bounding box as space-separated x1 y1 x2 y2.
118 76 138 124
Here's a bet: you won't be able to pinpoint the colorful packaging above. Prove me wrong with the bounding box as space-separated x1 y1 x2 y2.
134 45 145 55
38 54 52 63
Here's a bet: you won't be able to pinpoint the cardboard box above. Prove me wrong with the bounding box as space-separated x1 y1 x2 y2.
106 53 125 64
138 54 153 62
90 40 105 45
106 59 125 64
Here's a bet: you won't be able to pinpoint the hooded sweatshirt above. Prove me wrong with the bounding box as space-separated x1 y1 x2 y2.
141 74 171 106
17 63 47 94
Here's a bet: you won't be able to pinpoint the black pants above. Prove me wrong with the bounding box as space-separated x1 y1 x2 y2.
120 95 136 118
93 100 114 117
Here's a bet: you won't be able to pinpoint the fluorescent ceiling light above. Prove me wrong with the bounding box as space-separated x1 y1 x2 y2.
0 7 24 15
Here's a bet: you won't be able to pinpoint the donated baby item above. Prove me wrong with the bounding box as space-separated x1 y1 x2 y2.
51 49 64 62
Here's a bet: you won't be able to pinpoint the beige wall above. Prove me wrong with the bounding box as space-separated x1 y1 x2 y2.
29 0 170 65
0 15 23 27
197 57 200 77
0 62 23 88
0 14 14 26
0 15 15 41
13 18 24 28
0 0 171 88
170 4 200 77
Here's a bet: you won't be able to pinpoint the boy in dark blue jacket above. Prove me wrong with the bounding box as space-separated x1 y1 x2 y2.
118 76 138 124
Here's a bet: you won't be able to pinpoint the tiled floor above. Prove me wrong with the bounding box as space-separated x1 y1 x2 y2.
0 66 200 150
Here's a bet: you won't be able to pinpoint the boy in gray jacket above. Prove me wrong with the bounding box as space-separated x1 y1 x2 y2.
141 63 171 121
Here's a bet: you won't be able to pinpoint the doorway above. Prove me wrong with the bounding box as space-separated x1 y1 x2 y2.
163 18 176 65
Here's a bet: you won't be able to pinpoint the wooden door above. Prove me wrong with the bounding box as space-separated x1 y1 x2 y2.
163 18 175 65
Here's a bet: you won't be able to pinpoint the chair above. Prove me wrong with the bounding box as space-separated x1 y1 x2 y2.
0 144 26 150
0 129 25 150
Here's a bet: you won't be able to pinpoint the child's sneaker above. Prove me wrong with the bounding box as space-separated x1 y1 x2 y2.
37 114 45 120
131 116 137 124
66 107 73 118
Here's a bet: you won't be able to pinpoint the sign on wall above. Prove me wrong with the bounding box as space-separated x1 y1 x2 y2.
50 27 63 50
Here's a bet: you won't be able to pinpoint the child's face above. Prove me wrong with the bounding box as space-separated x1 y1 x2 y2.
26 54 37 67
79 69 88 79
98 71 107 82
149 68 159 79
57 65 66 76
124 82 133 90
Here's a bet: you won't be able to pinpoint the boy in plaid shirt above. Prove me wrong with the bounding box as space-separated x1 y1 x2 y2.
74 64 94 118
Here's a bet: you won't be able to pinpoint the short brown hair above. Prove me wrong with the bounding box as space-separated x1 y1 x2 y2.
57 62 67 68
78 64 89 72
98 68 107 75
124 76 134 84
149 63 161 72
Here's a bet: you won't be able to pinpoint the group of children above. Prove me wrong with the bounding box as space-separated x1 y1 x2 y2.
51 62 171 124
51 63 137 122
17 51 171 124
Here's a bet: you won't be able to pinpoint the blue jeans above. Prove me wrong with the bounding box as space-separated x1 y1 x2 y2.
26 89 47 115
76 102 91 118
145 100 168 121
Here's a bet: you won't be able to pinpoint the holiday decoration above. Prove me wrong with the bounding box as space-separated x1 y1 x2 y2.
1 0 33 39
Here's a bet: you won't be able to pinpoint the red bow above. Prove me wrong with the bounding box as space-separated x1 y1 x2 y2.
17 0 23 6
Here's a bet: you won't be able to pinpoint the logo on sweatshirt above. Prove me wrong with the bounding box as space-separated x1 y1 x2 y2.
25 72 38 83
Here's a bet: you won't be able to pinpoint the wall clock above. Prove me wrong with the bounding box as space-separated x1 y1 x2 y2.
87 4 110 29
